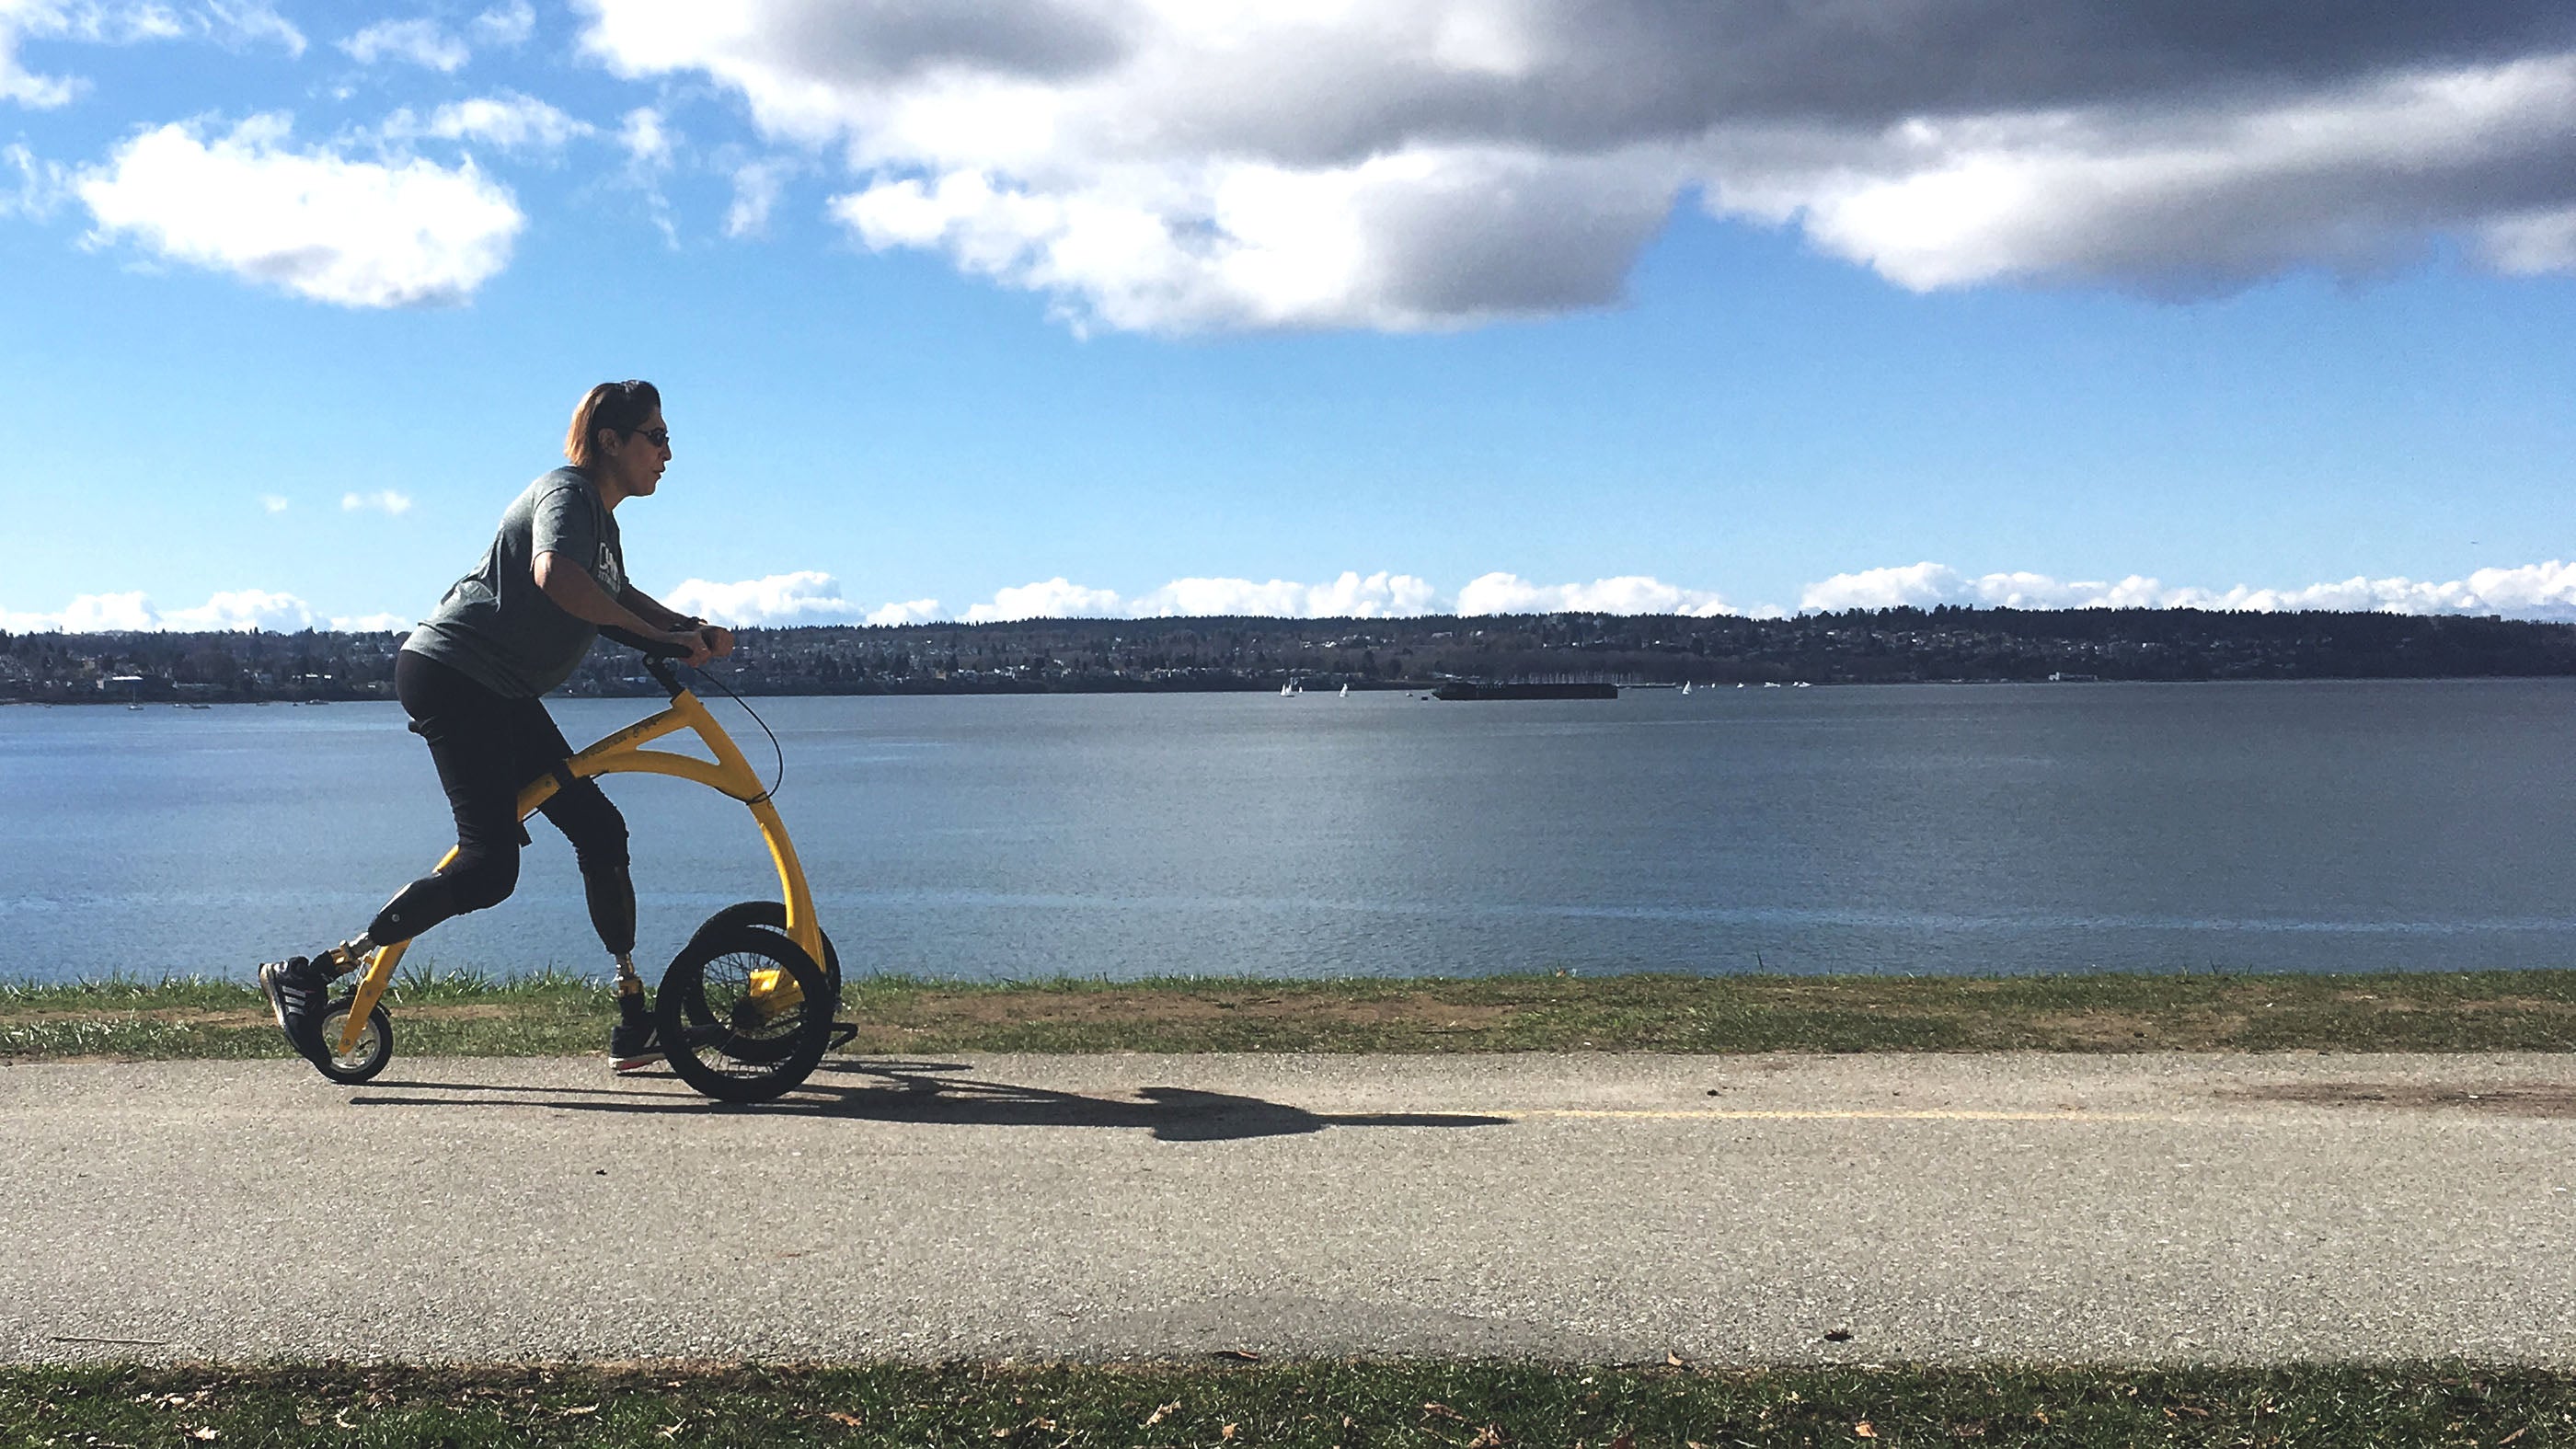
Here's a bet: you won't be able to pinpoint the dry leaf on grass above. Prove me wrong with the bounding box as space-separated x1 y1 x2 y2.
1144 1399 1179 1427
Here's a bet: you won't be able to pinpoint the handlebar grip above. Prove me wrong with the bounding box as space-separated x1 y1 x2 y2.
601 626 690 660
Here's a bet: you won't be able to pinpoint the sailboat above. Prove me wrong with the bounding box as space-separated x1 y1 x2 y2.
1339 684 1349 696
1680 681 1692 696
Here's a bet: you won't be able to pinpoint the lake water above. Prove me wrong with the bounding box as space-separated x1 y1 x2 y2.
5 680 2575 985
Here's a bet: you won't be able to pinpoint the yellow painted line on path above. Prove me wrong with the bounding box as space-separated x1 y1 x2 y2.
1504 1107 2175 1123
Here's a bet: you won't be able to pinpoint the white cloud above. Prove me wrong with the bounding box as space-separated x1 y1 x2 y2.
643 569 1455 626
1117 571 1441 618
580 1 2576 333
618 106 672 167
673 569 1706 624
724 157 788 237
5 589 155 632
202 1 303 55
258 493 287 513
960 576 1124 624
0 2 83 108
653 570 1435 627
1800 563 2136 613
340 16 467 72
663 570 868 627
867 597 940 627
1456 572 1740 618
615 105 677 241
470 1 534 48
340 489 413 514
1709 56 2576 294
29 559 2576 638
386 92 592 153
963 569 1640 621
2482 206 2576 274
1799 560 2576 622
829 147 1677 334
0 141 67 217
1 587 322 632
162 588 321 630
909 561 2576 625
2 1 302 109
78 114 523 307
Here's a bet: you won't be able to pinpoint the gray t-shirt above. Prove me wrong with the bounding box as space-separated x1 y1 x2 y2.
403 467 626 698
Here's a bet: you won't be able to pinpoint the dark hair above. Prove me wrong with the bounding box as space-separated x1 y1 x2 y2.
564 379 661 472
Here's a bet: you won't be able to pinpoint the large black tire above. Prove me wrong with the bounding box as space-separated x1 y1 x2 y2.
654 922 834 1104
672 903 848 1063
312 995 393 1085
685 901 841 994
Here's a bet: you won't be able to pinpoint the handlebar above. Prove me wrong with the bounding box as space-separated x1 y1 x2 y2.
601 626 691 696
601 625 690 661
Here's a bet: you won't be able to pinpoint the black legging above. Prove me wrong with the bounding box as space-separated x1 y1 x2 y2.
367 650 636 957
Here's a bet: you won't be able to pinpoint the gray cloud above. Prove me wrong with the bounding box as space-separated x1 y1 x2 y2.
1351 150 1678 316
756 1 2576 164
584 0 2576 330
644 0 1129 86
1514 1 2576 130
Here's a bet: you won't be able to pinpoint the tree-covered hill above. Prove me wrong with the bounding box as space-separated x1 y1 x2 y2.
7 605 2575 702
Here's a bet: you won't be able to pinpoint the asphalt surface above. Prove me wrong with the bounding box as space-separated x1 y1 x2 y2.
4 1050 2574 1365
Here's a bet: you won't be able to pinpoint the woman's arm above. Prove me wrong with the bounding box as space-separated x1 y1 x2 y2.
533 552 713 666
621 583 735 661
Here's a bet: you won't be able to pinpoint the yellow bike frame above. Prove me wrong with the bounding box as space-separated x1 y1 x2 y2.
335 686 820 1056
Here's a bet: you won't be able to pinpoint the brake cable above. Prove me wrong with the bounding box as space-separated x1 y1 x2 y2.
688 659 785 802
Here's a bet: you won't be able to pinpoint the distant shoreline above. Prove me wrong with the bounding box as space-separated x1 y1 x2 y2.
9 672 2576 707
9 605 2576 703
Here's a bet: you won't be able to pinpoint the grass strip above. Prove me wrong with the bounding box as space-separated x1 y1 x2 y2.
3 1360 2568 1448
7 968 2576 1064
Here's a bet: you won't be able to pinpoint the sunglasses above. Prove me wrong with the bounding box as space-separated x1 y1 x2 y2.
626 426 670 447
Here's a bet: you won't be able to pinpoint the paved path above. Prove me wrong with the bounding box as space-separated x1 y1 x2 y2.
5 1052 2574 1365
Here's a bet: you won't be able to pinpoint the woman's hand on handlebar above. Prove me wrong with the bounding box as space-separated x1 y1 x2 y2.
662 627 714 668
696 624 736 661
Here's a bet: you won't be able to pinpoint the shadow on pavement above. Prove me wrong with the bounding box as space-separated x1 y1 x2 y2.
351 1058 1511 1143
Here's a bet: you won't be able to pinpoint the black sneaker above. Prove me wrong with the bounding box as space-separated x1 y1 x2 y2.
609 1020 662 1073
258 956 328 1056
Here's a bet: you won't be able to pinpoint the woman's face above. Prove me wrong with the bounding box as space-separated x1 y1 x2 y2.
597 408 671 500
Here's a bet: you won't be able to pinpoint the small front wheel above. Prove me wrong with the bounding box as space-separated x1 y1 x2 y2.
654 923 834 1104
686 901 842 995
312 996 394 1085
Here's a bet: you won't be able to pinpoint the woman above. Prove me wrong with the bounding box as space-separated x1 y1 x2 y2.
259 380 732 1072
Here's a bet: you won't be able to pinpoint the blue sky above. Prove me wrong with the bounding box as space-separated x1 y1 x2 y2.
3 1 2573 630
